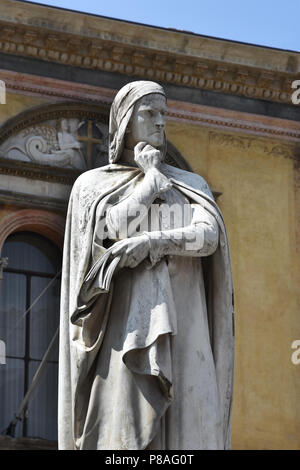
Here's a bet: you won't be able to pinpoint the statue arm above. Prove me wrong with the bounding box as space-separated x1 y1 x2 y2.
143 204 219 265
108 197 218 270
106 168 171 240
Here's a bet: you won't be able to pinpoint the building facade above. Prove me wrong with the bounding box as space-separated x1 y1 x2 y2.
0 0 299 450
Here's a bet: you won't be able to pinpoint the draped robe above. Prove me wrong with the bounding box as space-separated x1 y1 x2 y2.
58 162 234 450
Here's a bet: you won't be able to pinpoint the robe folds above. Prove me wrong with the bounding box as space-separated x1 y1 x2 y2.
58 162 234 450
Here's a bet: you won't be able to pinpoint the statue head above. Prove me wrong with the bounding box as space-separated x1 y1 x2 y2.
125 93 166 150
109 81 166 163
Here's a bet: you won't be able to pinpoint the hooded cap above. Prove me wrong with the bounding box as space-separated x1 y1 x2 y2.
109 80 166 163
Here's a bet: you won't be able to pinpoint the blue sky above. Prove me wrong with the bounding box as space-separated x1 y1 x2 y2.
22 0 299 52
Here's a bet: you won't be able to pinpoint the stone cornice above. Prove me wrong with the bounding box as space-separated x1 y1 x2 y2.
0 157 80 185
1 0 298 71
167 100 300 143
0 188 67 213
1 70 299 144
0 1 299 106
0 69 116 105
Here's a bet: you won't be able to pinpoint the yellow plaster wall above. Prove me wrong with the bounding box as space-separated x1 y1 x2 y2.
167 120 300 449
0 92 48 125
0 91 50 246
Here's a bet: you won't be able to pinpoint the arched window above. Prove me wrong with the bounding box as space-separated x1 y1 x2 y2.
0 232 61 441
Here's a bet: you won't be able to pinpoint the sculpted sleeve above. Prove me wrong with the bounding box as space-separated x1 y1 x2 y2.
143 203 219 266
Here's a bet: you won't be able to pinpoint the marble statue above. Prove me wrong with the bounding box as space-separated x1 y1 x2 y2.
58 81 234 450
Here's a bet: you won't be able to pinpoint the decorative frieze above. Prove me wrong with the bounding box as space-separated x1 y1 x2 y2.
209 131 297 160
0 21 298 106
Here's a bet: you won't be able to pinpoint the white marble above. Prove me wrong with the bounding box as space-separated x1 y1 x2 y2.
58 81 234 450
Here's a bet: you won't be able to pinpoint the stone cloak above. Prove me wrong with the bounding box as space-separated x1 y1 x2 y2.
58 162 234 450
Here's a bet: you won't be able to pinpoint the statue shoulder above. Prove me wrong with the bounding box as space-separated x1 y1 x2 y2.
70 164 140 210
72 165 116 193
162 163 214 199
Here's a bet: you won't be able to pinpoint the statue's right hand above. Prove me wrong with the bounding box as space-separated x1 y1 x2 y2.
111 235 150 269
134 142 172 193
134 142 163 173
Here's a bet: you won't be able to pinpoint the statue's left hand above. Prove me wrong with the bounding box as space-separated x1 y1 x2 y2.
111 235 150 268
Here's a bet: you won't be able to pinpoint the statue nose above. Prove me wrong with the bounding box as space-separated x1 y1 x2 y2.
155 114 165 129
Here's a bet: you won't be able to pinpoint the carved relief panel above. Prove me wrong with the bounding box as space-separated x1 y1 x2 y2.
0 117 109 171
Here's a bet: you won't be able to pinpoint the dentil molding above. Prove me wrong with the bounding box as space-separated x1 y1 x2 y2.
0 20 299 107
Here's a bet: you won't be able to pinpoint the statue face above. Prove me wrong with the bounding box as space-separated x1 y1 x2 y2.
126 93 166 148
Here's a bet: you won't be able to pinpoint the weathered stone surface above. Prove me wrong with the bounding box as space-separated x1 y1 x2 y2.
0 0 299 106
58 81 234 450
